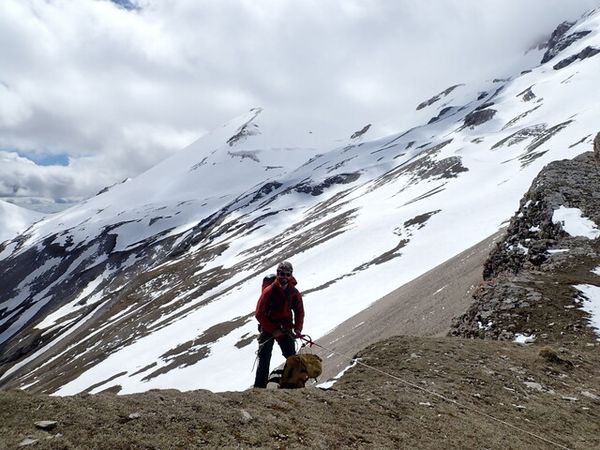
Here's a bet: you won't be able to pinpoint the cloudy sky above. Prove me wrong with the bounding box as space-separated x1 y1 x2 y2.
1 0 599 212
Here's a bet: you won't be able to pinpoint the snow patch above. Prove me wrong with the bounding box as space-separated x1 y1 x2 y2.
514 333 536 344
552 206 600 239
433 285 447 295
36 274 106 329
317 359 359 389
19 379 41 390
574 284 600 340
0 200 44 244
477 320 493 330
547 248 570 254
0 241 18 260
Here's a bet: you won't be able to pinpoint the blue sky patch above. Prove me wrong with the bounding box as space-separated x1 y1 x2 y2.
19 152 70 166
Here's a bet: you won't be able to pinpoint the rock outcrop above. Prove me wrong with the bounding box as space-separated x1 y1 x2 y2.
350 124 371 140
553 46 600 70
462 108 497 128
451 150 600 344
541 20 591 63
416 84 463 110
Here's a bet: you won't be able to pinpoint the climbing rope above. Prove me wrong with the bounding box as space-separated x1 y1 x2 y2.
251 335 274 372
297 334 315 352
251 332 303 371
296 335 573 450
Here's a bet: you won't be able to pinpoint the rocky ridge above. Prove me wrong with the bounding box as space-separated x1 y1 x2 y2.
451 150 600 346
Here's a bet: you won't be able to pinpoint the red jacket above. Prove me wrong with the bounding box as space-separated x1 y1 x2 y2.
255 276 304 335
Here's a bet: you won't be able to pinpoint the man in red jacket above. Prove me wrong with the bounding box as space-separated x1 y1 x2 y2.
254 261 305 388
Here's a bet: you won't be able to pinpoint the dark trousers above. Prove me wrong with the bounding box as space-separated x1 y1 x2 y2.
254 331 296 388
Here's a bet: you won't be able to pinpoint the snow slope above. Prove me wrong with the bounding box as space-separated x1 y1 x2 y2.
1 10 600 395
0 200 44 244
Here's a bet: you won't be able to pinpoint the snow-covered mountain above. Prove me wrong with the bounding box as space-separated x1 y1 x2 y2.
1 10 600 395
0 200 44 244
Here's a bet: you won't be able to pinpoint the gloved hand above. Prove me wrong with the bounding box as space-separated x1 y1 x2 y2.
293 329 303 338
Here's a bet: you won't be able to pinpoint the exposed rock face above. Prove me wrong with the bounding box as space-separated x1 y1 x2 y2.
451 152 600 343
541 19 591 63
350 124 371 140
544 21 574 47
594 132 600 162
226 108 263 146
294 172 361 196
492 124 546 150
416 84 463 110
491 120 574 168
427 106 456 124
96 178 129 196
553 46 600 70
483 153 598 278
502 106 542 131
516 86 536 102
462 108 496 128
370 139 466 192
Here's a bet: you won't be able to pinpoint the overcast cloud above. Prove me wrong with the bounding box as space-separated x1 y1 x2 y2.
1 0 599 212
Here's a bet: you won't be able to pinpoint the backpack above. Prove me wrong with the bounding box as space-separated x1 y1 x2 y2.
262 274 276 291
257 274 276 332
269 354 323 389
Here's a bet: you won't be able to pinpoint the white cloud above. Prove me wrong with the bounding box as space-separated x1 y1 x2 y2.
0 83 32 127
1 0 599 211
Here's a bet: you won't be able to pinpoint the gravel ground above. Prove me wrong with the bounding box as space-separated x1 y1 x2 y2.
1 335 598 449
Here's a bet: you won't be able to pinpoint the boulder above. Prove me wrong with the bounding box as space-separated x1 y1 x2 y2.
34 420 58 431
